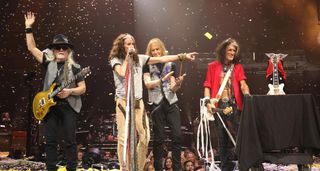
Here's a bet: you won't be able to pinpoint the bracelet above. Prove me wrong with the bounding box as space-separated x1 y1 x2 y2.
203 97 210 105
177 53 187 61
25 27 32 34
160 78 164 84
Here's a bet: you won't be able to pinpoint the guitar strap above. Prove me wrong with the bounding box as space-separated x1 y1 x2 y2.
216 64 234 99
213 64 237 147
225 65 237 142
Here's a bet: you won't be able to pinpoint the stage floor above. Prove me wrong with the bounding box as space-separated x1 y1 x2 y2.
1 156 320 171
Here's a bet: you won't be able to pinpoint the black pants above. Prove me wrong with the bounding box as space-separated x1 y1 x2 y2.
43 102 77 171
214 101 240 171
151 99 182 171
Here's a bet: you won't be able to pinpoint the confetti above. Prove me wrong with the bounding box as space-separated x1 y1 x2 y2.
204 32 213 40
0 1 319 147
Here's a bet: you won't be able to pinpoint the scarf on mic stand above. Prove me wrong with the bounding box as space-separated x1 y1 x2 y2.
123 63 131 168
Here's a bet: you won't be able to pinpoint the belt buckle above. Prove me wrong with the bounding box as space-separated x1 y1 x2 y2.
221 97 229 103
135 100 140 109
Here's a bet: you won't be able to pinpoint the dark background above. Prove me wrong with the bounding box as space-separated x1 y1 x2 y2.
0 0 319 146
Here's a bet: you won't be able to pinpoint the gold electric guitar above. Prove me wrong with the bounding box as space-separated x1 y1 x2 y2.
32 66 91 120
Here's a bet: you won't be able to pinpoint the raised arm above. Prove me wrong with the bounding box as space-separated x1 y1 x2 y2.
147 52 197 65
113 54 130 78
25 12 43 63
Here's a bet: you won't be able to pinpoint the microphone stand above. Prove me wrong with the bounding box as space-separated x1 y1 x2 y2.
23 71 36 157
128 53 137 170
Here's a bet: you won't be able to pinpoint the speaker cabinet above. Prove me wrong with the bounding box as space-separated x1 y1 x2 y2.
11 131 27 151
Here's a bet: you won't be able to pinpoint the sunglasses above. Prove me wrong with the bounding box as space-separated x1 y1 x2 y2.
53 45 69 51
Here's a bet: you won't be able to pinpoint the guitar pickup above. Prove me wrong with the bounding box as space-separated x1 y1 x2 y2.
39 98 45 107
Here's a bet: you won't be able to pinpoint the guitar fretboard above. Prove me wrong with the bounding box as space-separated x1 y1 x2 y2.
272 57 279 87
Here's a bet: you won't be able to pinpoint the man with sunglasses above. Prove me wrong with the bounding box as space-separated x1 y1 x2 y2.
25 12 86 171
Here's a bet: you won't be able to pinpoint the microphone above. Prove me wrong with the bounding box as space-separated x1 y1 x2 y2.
128 48 136 55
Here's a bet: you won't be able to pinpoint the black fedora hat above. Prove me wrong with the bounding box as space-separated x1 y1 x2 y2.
47 34 74 50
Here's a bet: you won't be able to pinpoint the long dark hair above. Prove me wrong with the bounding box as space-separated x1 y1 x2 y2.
108 33 139 62
164 157 172 170
215 38 240 64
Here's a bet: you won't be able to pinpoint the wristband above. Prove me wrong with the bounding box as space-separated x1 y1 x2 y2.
203 97 210 105
160 78 164 84
178 53 187 61
25 28 32 34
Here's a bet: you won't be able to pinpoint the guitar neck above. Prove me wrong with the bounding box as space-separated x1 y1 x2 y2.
272 58 279 87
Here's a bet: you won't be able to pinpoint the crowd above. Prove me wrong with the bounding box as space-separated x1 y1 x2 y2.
75 147 221 171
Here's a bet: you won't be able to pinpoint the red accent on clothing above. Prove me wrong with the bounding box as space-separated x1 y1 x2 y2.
124 64 130 166
266 59 286 80
125 63 129 98
203 61 247 111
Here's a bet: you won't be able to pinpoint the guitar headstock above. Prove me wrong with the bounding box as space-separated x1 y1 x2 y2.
266 53 287 64
278 53 288 60
81 66 92 78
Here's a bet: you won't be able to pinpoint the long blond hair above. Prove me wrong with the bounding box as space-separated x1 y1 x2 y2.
145 38 168 57
44 48 76 81
63 50 76 81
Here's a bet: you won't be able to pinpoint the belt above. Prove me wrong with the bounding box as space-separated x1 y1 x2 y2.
221 97 230 103
117 99 141 115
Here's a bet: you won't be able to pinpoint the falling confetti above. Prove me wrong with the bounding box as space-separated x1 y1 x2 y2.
204 32 213 40
0 0 318 143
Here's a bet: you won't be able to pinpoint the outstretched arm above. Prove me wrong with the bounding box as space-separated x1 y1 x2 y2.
147 52 197 65
25 12 43 63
